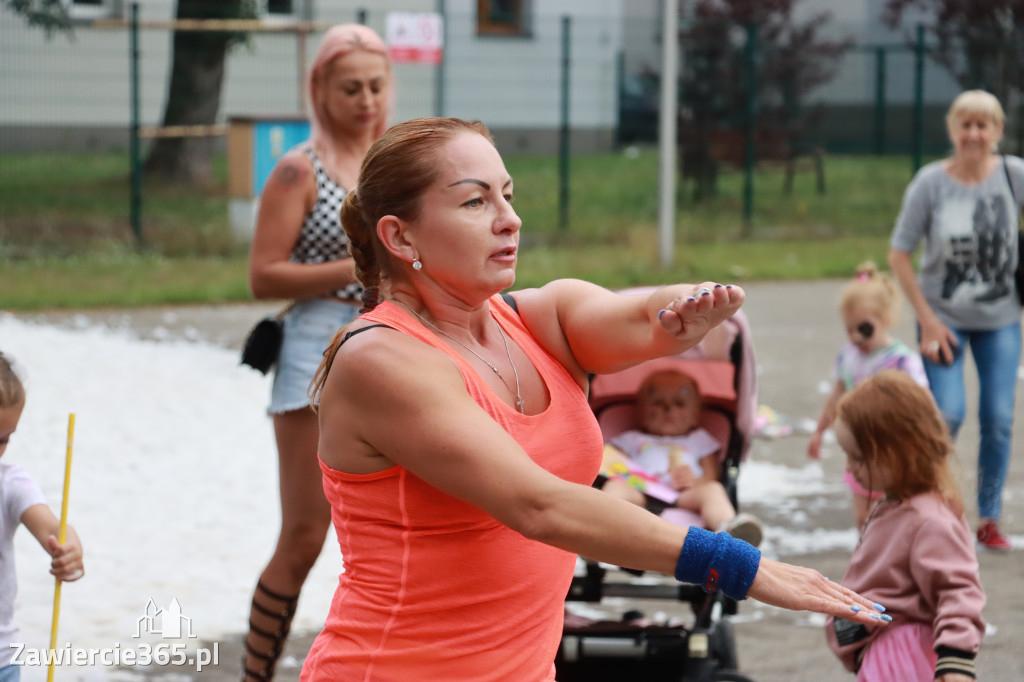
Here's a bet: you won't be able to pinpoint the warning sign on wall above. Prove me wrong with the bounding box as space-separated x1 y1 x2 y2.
386 12 444 65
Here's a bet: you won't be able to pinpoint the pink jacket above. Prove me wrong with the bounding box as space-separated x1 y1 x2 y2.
825 493 985 672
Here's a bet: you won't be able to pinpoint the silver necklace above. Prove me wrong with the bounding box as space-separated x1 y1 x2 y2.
856 495 895 547
395 301 525 414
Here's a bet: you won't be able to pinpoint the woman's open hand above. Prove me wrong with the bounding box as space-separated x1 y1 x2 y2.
657 283 744 346
748 556 891 628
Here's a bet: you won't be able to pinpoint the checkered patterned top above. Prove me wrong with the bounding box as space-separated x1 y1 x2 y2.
289 146 363 300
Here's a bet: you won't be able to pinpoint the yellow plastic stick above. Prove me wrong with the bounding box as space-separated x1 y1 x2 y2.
47 413 75 682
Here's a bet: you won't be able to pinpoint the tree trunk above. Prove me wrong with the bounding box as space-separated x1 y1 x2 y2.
143 2 238 185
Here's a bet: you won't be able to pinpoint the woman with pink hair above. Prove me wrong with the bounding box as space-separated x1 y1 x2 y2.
244 23 393 681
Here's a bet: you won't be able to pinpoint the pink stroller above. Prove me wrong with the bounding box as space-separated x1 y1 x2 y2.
557 293 759 682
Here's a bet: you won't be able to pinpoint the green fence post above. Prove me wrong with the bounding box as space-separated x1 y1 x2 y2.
615 50 625 146
129 1 142 245
1017 102 1023 157
873 46 886 155
912 23 925 173
558 15 571 233
434 0 445 117
742 22 757 236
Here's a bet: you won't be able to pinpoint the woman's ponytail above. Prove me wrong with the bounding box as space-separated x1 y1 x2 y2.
341 189 383 313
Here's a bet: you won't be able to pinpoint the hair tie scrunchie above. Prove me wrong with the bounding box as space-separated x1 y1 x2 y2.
674 526 761 601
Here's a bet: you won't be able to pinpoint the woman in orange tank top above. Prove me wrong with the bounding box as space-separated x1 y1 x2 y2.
301 117 892 682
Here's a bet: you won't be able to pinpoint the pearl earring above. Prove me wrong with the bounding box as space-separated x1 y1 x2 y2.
412 259 422 271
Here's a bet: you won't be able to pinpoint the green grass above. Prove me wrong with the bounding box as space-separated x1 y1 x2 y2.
0 147 931 310
0 254 251 309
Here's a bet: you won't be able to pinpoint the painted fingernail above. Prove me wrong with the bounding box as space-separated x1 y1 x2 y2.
871 614 883 620
714 283 723 289
873 603 886 613
658 309 667 320
849 606 861 613
687 297 696 303
881 614 892 622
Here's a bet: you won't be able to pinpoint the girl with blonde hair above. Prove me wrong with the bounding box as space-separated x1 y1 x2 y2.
808 261 928 530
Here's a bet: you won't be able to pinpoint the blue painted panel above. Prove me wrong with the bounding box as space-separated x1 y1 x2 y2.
252 120 310 195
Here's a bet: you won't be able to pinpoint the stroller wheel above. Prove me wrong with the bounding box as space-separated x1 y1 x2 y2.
708 619 738 672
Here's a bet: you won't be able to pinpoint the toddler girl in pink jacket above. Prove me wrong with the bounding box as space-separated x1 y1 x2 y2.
825 370 985 681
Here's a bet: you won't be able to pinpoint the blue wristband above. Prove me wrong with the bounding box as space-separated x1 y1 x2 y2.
674 526 762 601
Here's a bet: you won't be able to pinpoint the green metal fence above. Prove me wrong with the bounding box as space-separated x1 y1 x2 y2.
2 5 1022 254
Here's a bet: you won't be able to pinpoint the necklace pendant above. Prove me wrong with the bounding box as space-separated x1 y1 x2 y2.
515 397 525 413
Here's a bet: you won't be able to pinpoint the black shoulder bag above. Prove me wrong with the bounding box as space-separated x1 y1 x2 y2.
1003 156 1024 300
240 303 292 375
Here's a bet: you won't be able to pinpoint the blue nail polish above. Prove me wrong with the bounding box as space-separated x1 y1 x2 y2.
687 297 696 303
881 615 892 622
657 309 666 320
873 603 886 613
714 283 723 288
725 284 734 289
849 606 861 613
870 614 883 620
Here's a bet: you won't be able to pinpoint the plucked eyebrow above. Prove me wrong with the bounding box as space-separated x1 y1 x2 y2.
447 178 513 190
340 76 385 87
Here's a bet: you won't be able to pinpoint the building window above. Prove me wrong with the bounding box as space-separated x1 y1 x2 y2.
262 0 296 23
68 0 118 20
477 0 530 37
266 0 293 17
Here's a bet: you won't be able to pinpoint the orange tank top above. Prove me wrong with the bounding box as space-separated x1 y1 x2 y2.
301 296 604 682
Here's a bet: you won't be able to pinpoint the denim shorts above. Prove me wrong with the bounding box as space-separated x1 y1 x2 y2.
269 298 359 414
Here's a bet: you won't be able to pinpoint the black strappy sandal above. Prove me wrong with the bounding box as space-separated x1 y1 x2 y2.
241 581 300 681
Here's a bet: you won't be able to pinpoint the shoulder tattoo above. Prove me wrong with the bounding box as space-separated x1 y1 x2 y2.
276 164 301 186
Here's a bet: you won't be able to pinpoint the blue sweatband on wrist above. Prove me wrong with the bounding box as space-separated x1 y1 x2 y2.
674 526 762 601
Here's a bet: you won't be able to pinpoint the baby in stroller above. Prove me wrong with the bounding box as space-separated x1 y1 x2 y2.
598 368 763 548
559 306 761 682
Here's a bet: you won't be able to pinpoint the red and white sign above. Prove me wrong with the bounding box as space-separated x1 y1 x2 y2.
386 12 444 65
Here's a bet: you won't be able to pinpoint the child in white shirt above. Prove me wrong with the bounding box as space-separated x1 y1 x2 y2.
0 353 84 681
